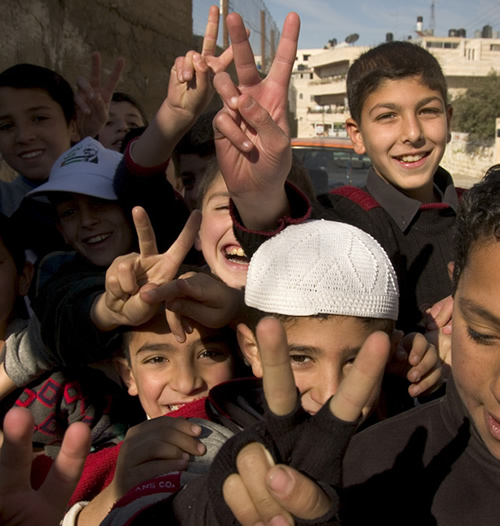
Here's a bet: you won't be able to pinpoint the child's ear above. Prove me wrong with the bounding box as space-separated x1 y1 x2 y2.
447 261 454 281
194 230 202 251
236 323 263 378
17 261 34 297
113 356 138 396
69 119 80 144
345 118 367 155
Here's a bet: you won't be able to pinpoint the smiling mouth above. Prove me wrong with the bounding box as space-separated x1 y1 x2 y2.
20 150 43 160
85 233 112 245
225 246 249 265
395 152 428 163
166 403 185 412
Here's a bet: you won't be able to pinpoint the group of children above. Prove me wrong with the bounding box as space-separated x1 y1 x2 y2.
0 5 499 526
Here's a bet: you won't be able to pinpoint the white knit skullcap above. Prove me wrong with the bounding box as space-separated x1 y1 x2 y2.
245 220 399 320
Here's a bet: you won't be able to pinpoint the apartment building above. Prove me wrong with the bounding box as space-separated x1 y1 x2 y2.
291 33 500 138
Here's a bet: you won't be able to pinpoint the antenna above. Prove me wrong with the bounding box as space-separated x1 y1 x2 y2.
430 0 435 33
345 33 359 44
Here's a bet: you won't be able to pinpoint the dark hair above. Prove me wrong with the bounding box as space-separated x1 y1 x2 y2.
0 64 76 124
242 304 395 337
111 91 148 126
347 41 448 124
452 164 500 291
172 110 217 174
196 157 222 209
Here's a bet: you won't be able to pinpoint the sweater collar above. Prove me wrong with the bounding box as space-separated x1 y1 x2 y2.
365 166 459 232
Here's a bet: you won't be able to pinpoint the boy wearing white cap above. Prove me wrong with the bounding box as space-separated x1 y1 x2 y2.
97 219 442 526
28 136 135 270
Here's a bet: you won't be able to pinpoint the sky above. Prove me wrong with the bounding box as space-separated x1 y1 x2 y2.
262 0 500 49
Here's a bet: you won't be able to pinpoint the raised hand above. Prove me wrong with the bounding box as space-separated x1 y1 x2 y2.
140 271 245 342
74 51 125 140
90 206 201 331
132 5 233 167
213 12 300 229
0 407 91 526
222 317 391 525
76 416 205 526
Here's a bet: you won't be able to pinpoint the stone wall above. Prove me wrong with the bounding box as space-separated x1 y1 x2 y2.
441 131 497 188
0 0 195 118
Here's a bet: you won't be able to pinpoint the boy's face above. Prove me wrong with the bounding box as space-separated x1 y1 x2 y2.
451 240 500 460
346 76 452 203
98 100 145 152
240 316 384 418
195 174 249 290
122 316 235 419
0 87 77 182
55 193 134 267
177 153 212 211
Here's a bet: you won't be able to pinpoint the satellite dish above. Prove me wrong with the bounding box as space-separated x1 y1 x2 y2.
345 33 359 44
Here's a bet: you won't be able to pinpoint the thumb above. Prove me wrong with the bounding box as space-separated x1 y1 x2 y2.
266 464 332 520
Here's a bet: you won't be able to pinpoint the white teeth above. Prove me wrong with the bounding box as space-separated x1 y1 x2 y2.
87 233 111 244
20 150 42 159
167 404 185 411
399 154 425 163
226 247 246 257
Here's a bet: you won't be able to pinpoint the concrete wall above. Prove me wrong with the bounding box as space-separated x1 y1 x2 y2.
0 0 195 119
441 132 497 188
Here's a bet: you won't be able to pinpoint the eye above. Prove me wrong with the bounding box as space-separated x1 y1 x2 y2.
58 207 76 220
419 107 441 116
466 326 496 346
376 112 396 121
215 204 230 211
290 354 312 367
198 348 231 362
33 115 49 123
144 355 168 365
0 122 13 132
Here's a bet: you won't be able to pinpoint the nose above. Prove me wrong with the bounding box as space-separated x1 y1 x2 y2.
401 113 425 146
490 368 500 405
116 118 128 133
170 364 205 396
79 206 100 228
15 122 35 144
308 369 341 409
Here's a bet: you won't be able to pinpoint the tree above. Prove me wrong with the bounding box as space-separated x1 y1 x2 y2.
451 71 500 144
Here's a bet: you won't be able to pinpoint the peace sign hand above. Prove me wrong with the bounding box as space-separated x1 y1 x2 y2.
90 207 201 331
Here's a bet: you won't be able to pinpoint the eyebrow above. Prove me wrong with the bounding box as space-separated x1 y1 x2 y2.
207 191 230 201
459 297 500 328
288 344 361 358
0 105 55 120
368 96 443 116
135 336 230 355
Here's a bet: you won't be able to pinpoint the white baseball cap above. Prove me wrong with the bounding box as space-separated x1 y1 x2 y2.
28 137 122 201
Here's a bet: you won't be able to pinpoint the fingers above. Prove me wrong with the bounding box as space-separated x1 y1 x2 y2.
425 295 453 331
213 105 253 153
101 56 126 102
266 13 300 90
225 13 262 87
201 5 220 58
405 333 443 397
132 207 159 257
159 210 202 279
256 317 297 416
330 331 391 422
266 464 332 520
223 442 294 526
0 407 35 489
38 421 91 510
